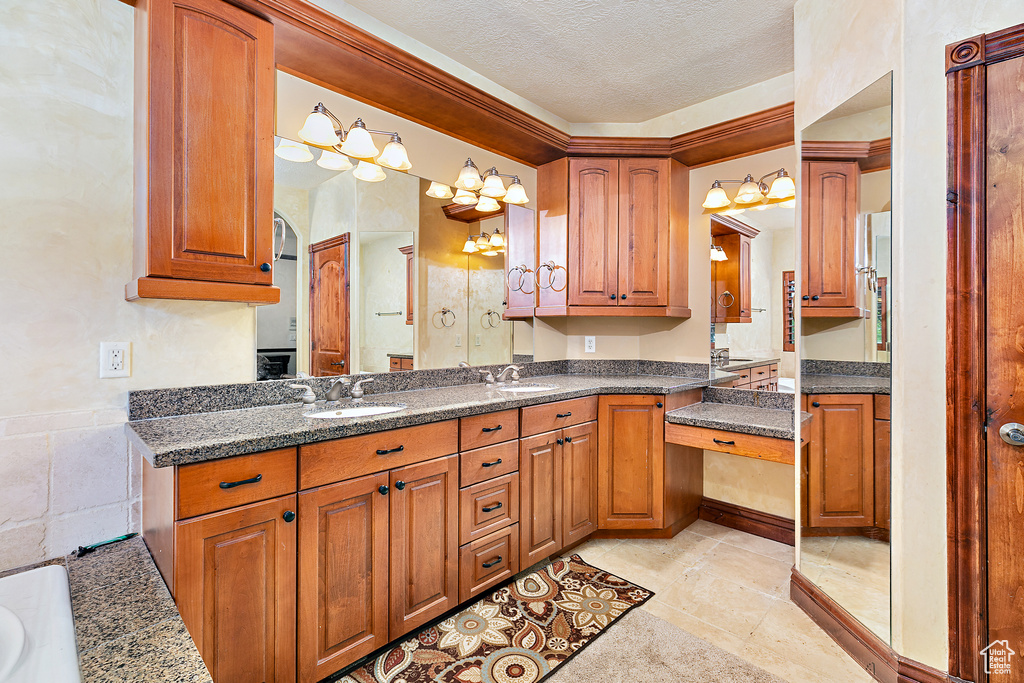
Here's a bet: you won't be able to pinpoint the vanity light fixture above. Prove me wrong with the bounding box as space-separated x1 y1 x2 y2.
456 158 484 191
275 139 314 163
298 102 413 171
317 149 353 171
352 160 387 182
702 168 795 209
475 195 502 213
711 245 728 261
426 181 454 199
452 188 479 205
440 159 529 209
479 168 507 198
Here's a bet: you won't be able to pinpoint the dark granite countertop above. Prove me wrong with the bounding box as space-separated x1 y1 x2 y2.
665 403 810 440
801 373 891 395
386 353 413 359
128 373 709 468
718 357 780 372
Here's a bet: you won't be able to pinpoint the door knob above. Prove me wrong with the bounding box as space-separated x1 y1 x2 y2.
999 423 1024 445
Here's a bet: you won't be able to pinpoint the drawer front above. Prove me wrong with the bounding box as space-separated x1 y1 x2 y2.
459 472 519 544
731 378 752 389
874 394 891 420
401 358 413 370
299 421 458 489
460 409 520 451
664 423 796 465
750 364 773 383
459 524 519 602
389 358 401 370
460 441 519 487
177 448 297 520
520 396 598 437
768 363 779 377
730 369 752 385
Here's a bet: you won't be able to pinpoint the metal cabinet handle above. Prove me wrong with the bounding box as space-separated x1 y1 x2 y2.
379 485 389 495
282 510 295 523
713 438 736 446
482 502 503 513
656 402 663 408
812 295 820 301
394 480 406 490
376 445 405 455
481 459 503 468
812 401 820 408
565 436 573 443
556 438 564 445
219 474 262 489
481 425 503 433
482 556 502 569
556 411 572 418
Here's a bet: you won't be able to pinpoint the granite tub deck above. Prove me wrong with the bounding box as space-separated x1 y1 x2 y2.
128 373 710 467
665 387 812 440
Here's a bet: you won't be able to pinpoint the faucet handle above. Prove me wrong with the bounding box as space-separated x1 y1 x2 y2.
353 377 374 388
478 369 495 384
289 384 316 404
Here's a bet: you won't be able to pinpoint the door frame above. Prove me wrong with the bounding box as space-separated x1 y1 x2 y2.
308 233 350 377
945 23 1024 682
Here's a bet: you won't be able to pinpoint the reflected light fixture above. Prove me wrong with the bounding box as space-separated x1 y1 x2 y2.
479 168 507 198
475 195 502 213
766 170 796 199
488 228 504 248
702 167 796 211
453 189 479 205
293 103 413 175
462 236 478 254
425 181 454 199
711 245 728 261
352 160 386 182
317 149 353 171
444 160 530 206
275 139 314 163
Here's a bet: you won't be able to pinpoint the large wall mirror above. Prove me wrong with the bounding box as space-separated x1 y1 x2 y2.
798 73 893 644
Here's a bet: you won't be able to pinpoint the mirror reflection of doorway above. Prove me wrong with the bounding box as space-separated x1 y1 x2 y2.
309 233 351 377
256 214 300 380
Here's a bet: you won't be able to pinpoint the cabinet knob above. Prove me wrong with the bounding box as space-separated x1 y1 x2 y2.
260 262 271 272
609 294 616 300
282 510 295 523
812 295 820 301
802 295 810 301
620 294 627 300
565 436 572 443
656 402 663 408
378 485 389 496
556 438 564 445
812 401 820 408
394 480 406 490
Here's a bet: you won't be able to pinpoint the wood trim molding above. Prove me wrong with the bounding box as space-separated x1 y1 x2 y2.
565 136 673 157
670 102 795 167
307 232 349 252
710 214 761 238
791 569 962 683
441 202 505 223
126 277 281 305
698 498 794 545
802 138 891 172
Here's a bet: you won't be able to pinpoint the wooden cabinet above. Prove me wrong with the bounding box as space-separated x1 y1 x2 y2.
561 421 599 546
800 160 865 318
129 0 279 305
805 394 874 527
873 395 891 531
711 214 758 323
389 356 414 371
175 495 296 683
535 157 689 318
519 431 563 568
503 203 538 319
597 396 665 529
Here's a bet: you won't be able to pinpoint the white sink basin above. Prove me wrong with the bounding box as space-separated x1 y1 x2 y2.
496 383 558 393
0 606 25 683
306 404 406 419
0 565 80 683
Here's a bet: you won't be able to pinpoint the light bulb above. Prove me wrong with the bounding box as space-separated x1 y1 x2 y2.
426 181 454 199
475 195 501 213
462 237 478 253
455 158 483 191
475 234 491 248
298 107 341 146
453 189 478 205
767 171 796 199
479 170 507 198
352 160 386 182
377 135 412 171
489 230 504 248
711 245 728 262
339 119 379 159
317 150 353 171
734 175 763 204
275 139 313 163
702 182 730 209
502 179 529 205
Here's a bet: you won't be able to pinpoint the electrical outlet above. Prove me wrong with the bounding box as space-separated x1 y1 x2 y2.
100 342 131 378
475 334 481 346
584 336 596 353
455 334 463 347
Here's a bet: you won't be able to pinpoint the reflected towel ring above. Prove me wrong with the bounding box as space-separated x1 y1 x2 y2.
481 310 502 328
537 261 567 292
434 307 456 328
717 291 735 308
507 264 535 294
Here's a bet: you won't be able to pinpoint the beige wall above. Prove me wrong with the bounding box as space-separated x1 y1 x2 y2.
359 233 414 373
703 453 795 519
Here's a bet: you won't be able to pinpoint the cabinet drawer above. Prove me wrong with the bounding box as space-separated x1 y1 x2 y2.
177 448 297 520
461 441 519 487
874 394 890 421
768 363 779 377
730 369 752 385
520 397 598 436
750 364 773 382
459 472 519 544
460 409 519 451
401 358 413 370
664 423 795 465
459 524 519 602
731 378 752 389
389 358 401 371
299 421 458 489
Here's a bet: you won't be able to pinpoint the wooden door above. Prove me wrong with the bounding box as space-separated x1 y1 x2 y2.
597 396 665 529
805 394 874 527
617 158 670 306
145 0 275 285
175 495 296 683
399 245 414 325
562 421 598 546
519 431 563 568
801 160 860 308
568 158 619 306
309 235 350 376
297 473 389 683
389 455 459 638
503 203 536 317
712 233 752 322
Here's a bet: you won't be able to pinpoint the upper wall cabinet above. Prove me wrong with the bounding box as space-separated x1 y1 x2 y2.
535 157 690 318
127 0 280 305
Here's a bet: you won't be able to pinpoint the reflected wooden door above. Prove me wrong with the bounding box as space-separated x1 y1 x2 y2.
805 395 873 527
801 160 859 308
309 235 350 376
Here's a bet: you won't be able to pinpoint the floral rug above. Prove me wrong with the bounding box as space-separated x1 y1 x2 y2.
338 554 653 683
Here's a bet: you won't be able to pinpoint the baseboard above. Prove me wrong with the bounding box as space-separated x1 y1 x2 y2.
802 525 890 543
699 497 795 546
790 569 958 683
591 509 698 540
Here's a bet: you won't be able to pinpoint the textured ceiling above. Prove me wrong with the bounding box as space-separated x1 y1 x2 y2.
338 0 795 123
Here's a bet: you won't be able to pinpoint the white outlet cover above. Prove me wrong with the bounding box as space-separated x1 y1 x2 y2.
455 334 463 347
584 336 596 353
100 342 131 378
475 334 481 346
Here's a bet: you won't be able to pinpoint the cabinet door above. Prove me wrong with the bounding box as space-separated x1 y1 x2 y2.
562 421 598 546
568 158 619 306
711 233 752 322
618 158 670 306
389 455 459 638
598 396 665 529
801 161 860 308
504 203 536 317
297 473 389 683
175 495 296 683
399 245 414 324
519 431 563 568
806 395 874 527
874 418 891 530
145 0 274 285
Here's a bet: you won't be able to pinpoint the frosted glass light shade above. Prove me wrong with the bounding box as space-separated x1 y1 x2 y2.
711 245 728 261
479 171 506 198
502 180 529 205
767 172 796 199
734 175 763 204
352 160 386 182
453 189 478 205
475 234 491 248
275 139 313 163
377 137 412 171
702 183 730 209
317 150 353 171
426 182 454 199
339 120 379 158
299 110 341 147
481 250 499 257
455 159 483 191
462 238 478 253
475 195 501 213
489 230 504 248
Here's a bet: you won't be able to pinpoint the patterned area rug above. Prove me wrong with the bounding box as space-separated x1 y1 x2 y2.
339 554 653 683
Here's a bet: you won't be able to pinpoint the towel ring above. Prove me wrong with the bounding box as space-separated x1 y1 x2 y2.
717 291 735 309
507 264 535 294
537 261 567 292
435 307 456 328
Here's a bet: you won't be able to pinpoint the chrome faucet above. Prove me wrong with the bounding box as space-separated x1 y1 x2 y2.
289 384 316 404
325 377 351 402
495 365 521 383
458 361 470 368
350 377 374 401
478 369 496 385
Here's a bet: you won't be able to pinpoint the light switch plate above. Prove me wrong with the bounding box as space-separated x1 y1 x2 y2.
100 342 131 378
584 336 596 353
455 334 463 347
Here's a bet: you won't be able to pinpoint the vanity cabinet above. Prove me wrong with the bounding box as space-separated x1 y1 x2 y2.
535 157 690 318
873 395 891 531
597 395 666 529
129 0 279 305
805 394 875 527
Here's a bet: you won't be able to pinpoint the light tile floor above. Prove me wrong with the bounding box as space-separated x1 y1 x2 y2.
560 520 874 682
801 535 891 642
